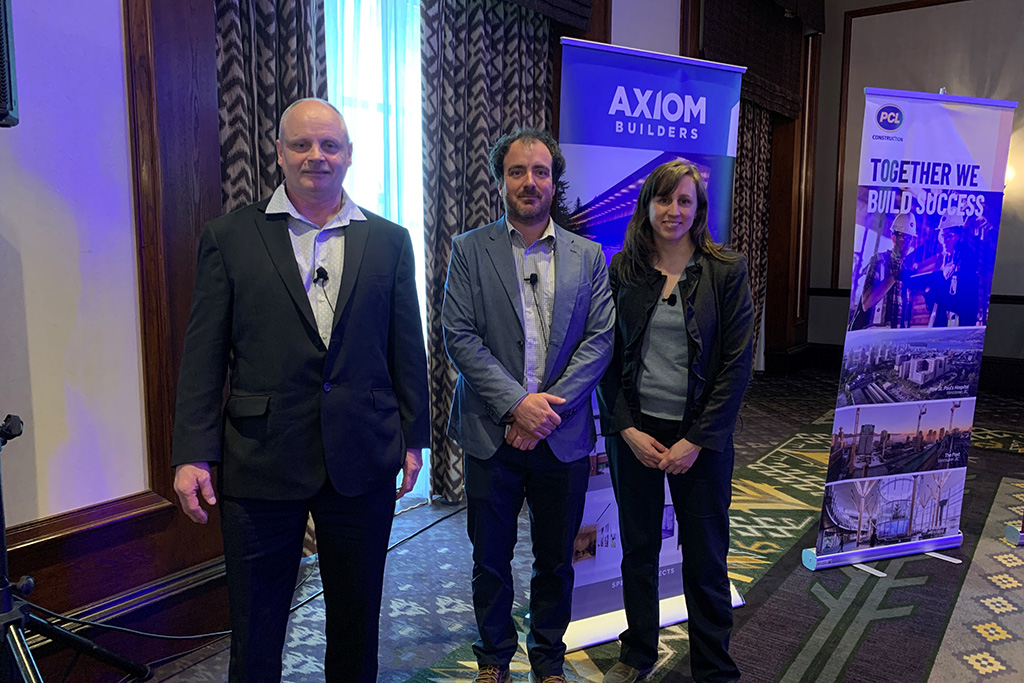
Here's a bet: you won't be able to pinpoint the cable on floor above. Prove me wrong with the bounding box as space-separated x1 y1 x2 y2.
33 502 467 680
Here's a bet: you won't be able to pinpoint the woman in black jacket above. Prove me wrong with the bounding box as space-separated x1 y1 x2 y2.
597 161 754 683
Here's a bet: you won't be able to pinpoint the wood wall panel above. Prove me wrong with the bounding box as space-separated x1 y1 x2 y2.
829 0 967 288
131 0 223 502
551 0 611 138
680 0 700 58
764 33 820 373
29 560 229 682
6 0 227 671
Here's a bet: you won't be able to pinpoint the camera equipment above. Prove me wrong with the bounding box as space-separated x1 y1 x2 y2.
0 414 152 681
0 414 22 444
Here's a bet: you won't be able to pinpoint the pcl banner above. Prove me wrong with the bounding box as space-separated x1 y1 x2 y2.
557 38 745 649
804 88 1017 571
1009 508 1024 546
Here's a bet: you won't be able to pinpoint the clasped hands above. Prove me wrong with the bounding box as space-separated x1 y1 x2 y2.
621 427 700 474
504 392 565 451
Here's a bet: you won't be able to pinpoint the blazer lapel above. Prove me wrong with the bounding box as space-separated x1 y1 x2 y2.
484 220 524 327
253 210 318 335
544 227 581 380
332 220 369 330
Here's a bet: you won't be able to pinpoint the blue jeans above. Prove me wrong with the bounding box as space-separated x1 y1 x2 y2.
465 442 589 677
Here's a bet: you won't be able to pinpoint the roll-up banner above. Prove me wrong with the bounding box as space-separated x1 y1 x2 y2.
1008 511 1024 546
804 88 1017 571
558 37 745 649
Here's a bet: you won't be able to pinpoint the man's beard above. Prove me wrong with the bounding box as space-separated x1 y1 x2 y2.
505 193 551 225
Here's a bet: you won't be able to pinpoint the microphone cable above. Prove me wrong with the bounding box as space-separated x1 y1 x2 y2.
314 266 335 314
524 272 549 349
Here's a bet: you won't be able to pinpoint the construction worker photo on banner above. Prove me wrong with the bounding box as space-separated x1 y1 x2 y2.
846 187 999 331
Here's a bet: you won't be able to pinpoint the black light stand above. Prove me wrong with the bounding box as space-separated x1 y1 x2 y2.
0 414 152 682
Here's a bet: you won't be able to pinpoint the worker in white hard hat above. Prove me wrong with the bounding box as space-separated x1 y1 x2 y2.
849 212 919 330
921 211 982 327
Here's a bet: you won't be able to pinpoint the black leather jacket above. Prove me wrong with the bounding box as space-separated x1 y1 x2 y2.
597 248 754 453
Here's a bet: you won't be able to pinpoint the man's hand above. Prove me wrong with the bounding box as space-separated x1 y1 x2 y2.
397 448 423 500
173 463 217 524
511 393 564 438
505 421 540 451
658 438 701 475
621 427 668 469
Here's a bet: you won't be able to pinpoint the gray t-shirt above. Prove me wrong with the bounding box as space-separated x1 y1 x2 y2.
636 287 689 420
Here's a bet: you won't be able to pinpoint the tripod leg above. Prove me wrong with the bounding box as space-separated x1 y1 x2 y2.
25 614 152 681
4 622 44 683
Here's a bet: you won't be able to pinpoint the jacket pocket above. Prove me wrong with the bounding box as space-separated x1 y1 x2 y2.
371 388 398 411
224 395 270 417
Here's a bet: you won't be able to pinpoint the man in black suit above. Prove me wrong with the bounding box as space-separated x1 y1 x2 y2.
171 98 428 683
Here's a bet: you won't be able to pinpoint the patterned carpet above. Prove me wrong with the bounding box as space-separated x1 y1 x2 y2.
152 369 1024 683
406 420 833 682
929 478 1024 682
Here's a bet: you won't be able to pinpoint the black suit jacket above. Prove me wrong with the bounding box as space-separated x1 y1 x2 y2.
597 249 754 453
171 198 429 500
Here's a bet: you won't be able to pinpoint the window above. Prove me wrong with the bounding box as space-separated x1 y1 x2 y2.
324 0 428 498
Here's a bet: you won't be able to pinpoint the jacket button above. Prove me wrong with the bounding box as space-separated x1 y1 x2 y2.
517 340 524 348
323 382 332 393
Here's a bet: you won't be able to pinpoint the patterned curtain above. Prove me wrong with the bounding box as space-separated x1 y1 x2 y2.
215 0 328 555
729 99 772 368
216 0 329 212
422 0 552 503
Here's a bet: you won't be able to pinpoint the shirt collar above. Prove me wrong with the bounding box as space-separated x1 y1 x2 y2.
505 216 556 246
641 246 704 284
266 185 366 228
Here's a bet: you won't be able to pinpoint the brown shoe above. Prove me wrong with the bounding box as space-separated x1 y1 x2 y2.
529 673 568 683
475 664 511 683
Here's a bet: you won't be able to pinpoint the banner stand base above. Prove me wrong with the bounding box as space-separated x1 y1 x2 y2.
1006 525 1024 546
564 583 744 652
802 532 963 571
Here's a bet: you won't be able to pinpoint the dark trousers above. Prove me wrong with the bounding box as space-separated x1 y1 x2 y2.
607 414 739 682
465 442 589 677
220 478 395 683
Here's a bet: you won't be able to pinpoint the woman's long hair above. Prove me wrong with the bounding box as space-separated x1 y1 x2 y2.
617 160 735 285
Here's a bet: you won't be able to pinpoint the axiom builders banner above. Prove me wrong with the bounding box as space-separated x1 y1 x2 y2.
557 38 745 648
804 88 1016 571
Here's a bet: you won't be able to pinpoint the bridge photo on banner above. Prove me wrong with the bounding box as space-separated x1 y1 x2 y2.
556 37 745 648
804 87 1017 571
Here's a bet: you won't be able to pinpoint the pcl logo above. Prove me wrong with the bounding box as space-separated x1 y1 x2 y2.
876 104 904 132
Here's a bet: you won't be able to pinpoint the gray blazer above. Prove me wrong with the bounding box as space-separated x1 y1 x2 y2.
441 218 614 462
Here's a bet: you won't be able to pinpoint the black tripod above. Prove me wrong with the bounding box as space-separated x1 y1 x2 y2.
0 414 152 682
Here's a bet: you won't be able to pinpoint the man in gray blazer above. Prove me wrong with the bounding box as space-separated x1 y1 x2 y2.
442 129 614 683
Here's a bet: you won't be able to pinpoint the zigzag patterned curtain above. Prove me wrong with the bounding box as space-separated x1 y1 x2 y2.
216 0 329 212
215 0 329 556
421 0 552 503
729 100 772 369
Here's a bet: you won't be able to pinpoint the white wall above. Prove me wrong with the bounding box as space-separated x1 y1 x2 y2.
0 0 146 525
611 0 680 56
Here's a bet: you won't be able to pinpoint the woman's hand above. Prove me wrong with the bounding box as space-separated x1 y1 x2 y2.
659 438 701 475
621 427 667 468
